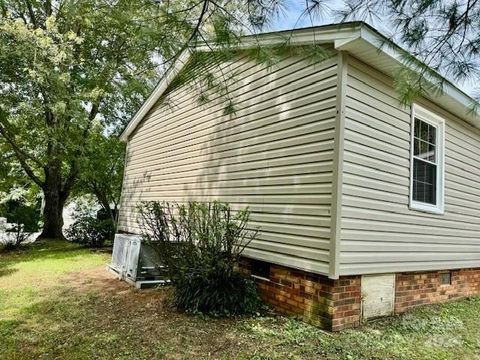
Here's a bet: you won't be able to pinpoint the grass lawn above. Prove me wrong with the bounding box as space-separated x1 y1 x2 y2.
1 241 480 360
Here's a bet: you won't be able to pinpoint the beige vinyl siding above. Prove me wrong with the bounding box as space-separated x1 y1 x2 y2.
339 56 480 275
118 53 339 275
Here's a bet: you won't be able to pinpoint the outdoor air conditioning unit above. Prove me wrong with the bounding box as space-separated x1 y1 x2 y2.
108 233 170 288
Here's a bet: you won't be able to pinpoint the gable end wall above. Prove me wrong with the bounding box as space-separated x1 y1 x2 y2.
118 52 341 276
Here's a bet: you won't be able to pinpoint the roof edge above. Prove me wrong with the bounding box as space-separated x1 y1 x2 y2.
335 25 479 125
120 22 362 142
358 26 477 116
120 49 192 141
120 21 479 142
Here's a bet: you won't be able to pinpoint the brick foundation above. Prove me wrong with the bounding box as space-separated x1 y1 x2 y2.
239 259 361 331
240 258 480 331
395 269 480 313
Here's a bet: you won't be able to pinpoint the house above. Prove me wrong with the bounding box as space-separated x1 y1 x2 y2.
116 21 480 331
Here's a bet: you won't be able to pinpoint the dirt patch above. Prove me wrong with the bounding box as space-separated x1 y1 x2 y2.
68 265 130 292
66 265 173 313
60 265 259 359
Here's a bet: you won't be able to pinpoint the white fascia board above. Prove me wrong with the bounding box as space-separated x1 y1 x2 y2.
236 25 359 48
120 49 192 142
360 26 476 110
195 26 361 52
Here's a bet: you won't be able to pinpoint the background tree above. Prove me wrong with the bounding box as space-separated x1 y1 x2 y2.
0 0 315 240
0 0 247 239
0 141 42 230
74 128 125 225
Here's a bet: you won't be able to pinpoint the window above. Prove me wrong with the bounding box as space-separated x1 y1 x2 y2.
440 272 452 285
251 259 270 279
410 105 445 214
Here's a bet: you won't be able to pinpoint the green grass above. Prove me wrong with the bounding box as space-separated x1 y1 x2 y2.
1 241 480 359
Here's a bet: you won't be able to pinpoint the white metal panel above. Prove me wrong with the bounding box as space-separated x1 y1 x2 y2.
110 233 142 280
125 237 141 281
361 274 395 319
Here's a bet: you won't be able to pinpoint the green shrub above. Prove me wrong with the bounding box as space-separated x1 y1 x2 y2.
138 201 262 316
65 216 115 248
1 200 41 233
174 270 261 315
1 224 32 252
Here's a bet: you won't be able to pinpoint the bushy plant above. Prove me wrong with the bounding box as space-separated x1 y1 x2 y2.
65 216 115 248
1 224 32 252
6 205 41 233
0 199 41 233
174 270 261 315
138 201 262 316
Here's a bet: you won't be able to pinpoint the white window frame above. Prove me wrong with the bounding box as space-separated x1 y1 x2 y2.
409 104 445 214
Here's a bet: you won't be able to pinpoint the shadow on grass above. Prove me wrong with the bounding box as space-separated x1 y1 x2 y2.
0 268 18 278
0 240 110 286
0 280 206 359
2 241 480 360
0 319 22 335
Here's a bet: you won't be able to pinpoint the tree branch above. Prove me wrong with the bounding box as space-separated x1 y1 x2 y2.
0 124 43 169
188 0 210 46
0 121 45 189
24 0 37 27
45 0 52 17
60 101 101 197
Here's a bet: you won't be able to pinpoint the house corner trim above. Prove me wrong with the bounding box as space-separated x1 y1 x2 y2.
329 51 348 279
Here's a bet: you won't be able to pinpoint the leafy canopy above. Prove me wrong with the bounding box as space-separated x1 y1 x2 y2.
0 0 297 197
0 1 187 192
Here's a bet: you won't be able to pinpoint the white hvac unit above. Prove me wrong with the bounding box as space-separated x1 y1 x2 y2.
108 233 169 288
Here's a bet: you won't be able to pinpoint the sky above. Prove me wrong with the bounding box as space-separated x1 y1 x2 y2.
267 0 388 33
265 1 476 97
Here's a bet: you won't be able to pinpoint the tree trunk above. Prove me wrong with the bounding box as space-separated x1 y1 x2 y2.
92 184 116 224
39 190 66 239
38 161 68 240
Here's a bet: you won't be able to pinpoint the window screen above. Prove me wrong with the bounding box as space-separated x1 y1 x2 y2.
412 118 437 205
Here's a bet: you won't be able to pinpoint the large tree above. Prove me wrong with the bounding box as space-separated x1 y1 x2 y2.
0 0 246 239
0 0 301 239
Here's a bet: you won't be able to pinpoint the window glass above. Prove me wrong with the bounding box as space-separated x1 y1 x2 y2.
412 159 437 204
412 118 437 205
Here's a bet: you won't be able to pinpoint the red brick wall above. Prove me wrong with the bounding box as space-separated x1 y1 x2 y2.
240 259 480 331
239 259 361 331
395 269 480 313
331 276 362 331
